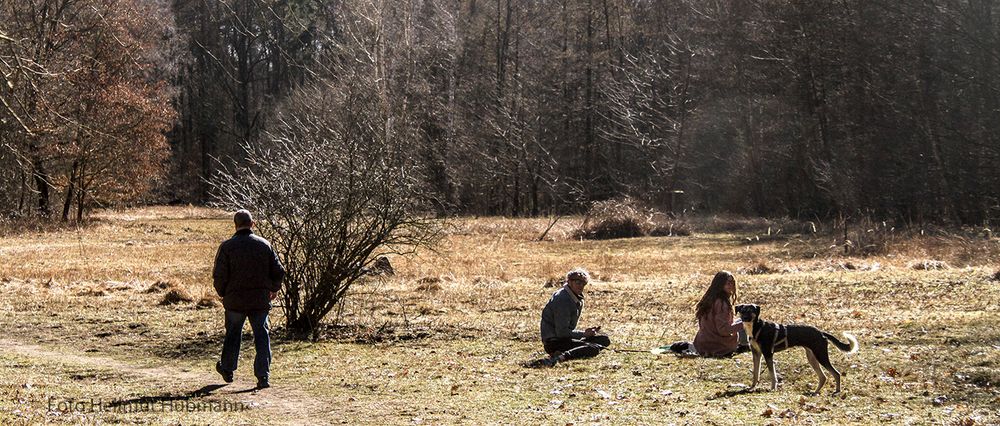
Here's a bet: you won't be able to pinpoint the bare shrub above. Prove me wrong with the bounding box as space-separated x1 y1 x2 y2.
574 197 684 239
211 83 439 334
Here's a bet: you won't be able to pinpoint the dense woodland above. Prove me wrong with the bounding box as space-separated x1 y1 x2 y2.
1 0 999 224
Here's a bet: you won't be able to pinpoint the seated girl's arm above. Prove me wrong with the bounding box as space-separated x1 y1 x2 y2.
712 300 741 336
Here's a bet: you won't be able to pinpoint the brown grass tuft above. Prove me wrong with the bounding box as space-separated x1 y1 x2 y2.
543 277 562 288
196 296 221 308
909 259 950 270
77 288 107 297
647 221 692 237
160 287 195 305
144 280 173 293
683 214 816 234
741 263 776 275
415 277 443 292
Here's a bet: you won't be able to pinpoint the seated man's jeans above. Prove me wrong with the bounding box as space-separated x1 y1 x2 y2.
220 310 271 379
543 335 612 360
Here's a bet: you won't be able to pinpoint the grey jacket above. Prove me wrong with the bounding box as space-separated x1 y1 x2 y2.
540 285 586 342
213 229 285 312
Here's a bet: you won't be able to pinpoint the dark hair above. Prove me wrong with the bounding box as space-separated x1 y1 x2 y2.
234 209 253 228
695 271 737 320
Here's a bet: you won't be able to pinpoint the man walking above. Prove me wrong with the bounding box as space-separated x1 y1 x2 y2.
213 209 285 389
531 268 611 367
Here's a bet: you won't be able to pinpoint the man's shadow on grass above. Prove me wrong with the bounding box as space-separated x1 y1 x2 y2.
155 328 300 360
106 384 260 407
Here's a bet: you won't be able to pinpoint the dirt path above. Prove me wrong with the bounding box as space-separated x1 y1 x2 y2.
2 339 333 424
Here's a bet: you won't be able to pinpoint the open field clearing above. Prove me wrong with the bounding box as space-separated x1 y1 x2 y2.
1 207 998 425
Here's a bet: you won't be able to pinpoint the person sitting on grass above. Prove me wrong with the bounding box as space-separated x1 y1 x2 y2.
529 268 611 367
671 270 748 357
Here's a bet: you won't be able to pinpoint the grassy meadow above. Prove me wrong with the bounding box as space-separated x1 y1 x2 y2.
0 206 998 425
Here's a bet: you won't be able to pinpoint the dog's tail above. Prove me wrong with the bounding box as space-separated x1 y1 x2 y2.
822 332 859 354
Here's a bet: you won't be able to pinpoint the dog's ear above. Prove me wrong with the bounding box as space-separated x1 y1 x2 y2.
751 304 760 316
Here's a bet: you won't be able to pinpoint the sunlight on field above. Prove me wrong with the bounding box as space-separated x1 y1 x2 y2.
0 207 998 424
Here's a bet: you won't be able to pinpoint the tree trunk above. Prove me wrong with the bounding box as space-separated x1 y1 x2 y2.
61 160 78 221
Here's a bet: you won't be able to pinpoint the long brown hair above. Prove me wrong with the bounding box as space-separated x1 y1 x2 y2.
695 271 737 320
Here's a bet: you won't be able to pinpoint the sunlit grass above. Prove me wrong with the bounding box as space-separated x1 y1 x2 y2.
0 207 997 424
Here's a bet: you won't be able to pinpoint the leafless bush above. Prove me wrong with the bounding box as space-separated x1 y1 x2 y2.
210 1 448 336
211 79 440 334
573 197 686 239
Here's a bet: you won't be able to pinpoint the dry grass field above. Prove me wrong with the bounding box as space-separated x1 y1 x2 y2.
1 206 998 425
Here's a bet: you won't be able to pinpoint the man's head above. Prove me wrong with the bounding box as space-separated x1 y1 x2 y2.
234 209 254 230
565 267 590 296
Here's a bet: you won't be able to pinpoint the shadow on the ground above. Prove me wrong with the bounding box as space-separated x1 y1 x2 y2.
154 322 470 361
154 329 303 360
106 384 229 407
223 386 265 395
706 387 757 400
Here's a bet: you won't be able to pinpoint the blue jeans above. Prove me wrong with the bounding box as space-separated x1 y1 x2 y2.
219 310 271 379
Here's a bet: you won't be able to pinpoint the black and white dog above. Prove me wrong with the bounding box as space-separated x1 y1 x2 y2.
734 304 859 394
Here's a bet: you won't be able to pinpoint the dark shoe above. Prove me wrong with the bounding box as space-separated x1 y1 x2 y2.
216 362 233 383
541 355 559 367
735 344 751 354
256 376 270 389
522 352 561 368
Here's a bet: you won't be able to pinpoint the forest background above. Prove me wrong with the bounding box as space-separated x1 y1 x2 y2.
2 0 998 225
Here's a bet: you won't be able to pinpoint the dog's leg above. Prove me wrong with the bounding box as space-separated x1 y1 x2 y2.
814 345 843 394
805 348 825 395
765 353 778 391
749 350 761 389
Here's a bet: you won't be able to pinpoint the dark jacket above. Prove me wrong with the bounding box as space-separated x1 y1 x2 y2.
213 229 285 312
540 285 586 342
